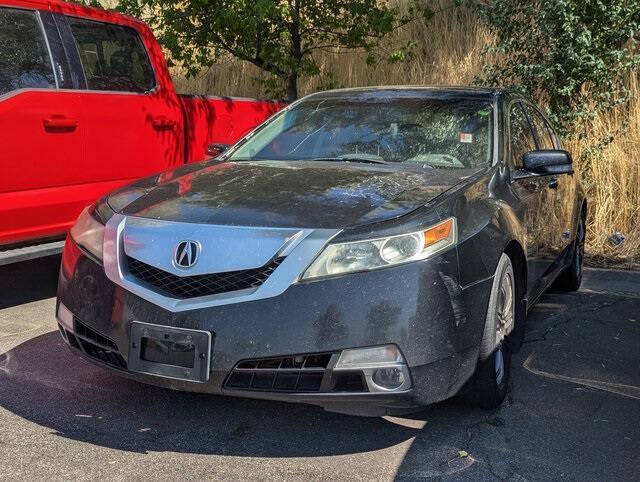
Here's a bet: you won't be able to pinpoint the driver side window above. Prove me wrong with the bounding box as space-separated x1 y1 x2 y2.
509 103 536 168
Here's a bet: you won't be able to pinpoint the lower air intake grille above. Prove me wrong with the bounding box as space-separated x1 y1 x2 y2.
73 319 126 369
125 255 283 299
225 353 367 393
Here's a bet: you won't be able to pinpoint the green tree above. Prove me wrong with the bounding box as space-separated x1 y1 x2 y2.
475 0 640 137
118 0 432 100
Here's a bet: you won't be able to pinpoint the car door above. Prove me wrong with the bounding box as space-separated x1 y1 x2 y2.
523 103 574 263
0 6 85 246
507 101 558 301
61 15 184 183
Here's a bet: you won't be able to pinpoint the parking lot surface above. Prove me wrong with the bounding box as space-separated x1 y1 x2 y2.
1 256 638 480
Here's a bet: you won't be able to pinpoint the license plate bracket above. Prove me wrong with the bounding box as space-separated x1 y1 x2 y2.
128 322 212 383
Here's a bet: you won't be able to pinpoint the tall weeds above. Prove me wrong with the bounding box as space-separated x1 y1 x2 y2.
172 3 639 267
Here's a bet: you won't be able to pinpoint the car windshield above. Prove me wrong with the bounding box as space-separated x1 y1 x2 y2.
228 93 494 169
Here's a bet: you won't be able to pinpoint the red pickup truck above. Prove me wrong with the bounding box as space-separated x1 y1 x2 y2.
0 0 281 264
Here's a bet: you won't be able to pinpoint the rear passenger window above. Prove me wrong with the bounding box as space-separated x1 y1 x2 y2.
68 18 155 93
524 105 556 150
509 104 537 168
0 8 56 96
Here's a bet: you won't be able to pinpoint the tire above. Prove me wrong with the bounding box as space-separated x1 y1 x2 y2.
470 253 515 409
469 341 511 409
554 216 585 292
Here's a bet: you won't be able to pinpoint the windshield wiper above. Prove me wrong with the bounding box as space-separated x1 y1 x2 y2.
227 156 392 165
305 156 391 165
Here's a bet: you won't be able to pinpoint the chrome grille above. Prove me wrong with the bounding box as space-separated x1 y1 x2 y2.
125 255 283 299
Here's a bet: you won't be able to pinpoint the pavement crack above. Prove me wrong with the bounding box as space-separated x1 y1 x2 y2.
461 418 510 481
523 297 621 346
484 454 507 481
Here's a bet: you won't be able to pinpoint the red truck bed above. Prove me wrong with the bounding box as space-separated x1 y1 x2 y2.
180 95 281 164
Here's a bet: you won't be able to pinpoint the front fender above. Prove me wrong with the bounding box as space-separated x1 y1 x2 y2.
442 167 527 288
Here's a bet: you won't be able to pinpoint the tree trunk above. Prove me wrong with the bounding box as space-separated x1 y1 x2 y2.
287 71 298 101
286 0 301 102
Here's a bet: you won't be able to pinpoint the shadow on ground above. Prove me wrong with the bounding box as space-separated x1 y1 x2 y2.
0 265 638 479
0 254 61 309
0 330 424 457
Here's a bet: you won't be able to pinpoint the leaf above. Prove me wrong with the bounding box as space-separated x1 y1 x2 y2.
474 0 640 141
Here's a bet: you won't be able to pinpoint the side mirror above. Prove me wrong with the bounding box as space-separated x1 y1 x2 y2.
206 143 230 158
522 149 573 175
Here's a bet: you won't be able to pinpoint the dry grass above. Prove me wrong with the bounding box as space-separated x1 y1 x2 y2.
171 3 639 267
564 75 640 267
172 4 493 95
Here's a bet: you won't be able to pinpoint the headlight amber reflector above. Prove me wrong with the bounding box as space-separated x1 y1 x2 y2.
302 217 457 280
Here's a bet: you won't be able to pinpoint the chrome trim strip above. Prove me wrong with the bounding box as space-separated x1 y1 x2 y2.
103 214 341 312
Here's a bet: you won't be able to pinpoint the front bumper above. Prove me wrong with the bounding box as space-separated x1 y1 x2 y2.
57 237 491 416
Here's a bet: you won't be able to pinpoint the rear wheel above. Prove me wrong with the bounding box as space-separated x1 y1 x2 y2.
554 216 585 292
470 253 515 409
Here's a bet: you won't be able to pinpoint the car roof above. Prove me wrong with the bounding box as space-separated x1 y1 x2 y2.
304 85 517 102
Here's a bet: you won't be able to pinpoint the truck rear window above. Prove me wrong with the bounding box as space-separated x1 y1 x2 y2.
68 18 155 93
0 7 56 96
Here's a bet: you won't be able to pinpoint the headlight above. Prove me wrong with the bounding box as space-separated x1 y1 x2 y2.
301 217 457 280
70 206 105 261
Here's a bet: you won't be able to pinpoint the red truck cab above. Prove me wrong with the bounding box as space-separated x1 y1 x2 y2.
0 0 281 263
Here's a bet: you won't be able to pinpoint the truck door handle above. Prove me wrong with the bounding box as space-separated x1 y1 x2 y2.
43 116 78 131
151 116 176 130
548 178 559 189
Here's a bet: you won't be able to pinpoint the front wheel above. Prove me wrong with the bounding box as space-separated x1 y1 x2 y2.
469 253 515 409
469 342 511 409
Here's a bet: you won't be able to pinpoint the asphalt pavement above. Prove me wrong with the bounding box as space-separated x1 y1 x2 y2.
0 255 638 480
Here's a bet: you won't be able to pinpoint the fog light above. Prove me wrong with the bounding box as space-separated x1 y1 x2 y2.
372 367 405 389
335 344 403 369
334 345 411 392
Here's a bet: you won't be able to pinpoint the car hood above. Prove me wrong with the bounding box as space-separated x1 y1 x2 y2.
110 161 475 229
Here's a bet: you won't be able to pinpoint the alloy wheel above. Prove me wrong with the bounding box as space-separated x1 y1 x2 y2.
495 269 514 346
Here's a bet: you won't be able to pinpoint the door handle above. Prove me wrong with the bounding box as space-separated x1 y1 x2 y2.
151 116 176 130
43 116 78 131
548 177 559 189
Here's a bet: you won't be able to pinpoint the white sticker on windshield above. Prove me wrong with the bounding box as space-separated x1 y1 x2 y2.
459 133 473 143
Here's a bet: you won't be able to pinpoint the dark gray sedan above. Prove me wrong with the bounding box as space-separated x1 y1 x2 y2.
56 87 586 416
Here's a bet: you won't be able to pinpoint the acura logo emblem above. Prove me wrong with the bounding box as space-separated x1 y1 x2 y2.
174 240 200 269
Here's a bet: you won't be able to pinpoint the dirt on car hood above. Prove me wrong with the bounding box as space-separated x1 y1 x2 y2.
108 160 476 229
